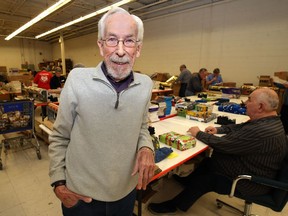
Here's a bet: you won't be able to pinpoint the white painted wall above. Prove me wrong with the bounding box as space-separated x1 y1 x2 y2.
2 0 287 87
0 38 52 71
52 0 288 86
52 33 100 68
136 0 288 86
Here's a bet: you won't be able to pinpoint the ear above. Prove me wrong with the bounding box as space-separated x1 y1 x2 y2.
97 40 104 57
258 102 264 111
135 43 142 58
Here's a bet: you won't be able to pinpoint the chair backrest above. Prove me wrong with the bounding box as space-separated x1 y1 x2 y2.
272 153 288 211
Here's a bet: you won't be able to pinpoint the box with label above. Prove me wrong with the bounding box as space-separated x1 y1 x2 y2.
159 131 196 151
221 87 241 99
185 103 216 123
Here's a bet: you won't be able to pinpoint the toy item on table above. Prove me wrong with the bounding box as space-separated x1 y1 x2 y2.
148 126 160 150
221 87 241 99
155 147 173 163
186 103 217 123
149 105 160 123
214 98 230 106
175 101 196 117
175 101 217 122
241 85 257 95
216 116 236 125
197 93 219 102
159 131 196 151
218 102 246 115
151 96 173 118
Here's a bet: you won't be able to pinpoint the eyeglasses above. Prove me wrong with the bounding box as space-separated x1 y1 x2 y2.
102 37 139 48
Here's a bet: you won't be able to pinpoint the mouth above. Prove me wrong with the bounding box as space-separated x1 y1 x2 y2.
112 61 128 65
110 55 130 66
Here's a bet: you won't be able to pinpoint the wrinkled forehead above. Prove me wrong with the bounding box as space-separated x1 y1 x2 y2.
104 13 137 37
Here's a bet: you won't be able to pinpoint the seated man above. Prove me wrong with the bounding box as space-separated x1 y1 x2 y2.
185 68 208 96
148 88 288 214
206 68 223 87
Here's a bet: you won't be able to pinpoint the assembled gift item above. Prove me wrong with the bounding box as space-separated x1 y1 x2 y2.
159 131 196 151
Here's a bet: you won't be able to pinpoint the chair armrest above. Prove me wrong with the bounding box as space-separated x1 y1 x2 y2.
251 176 288 191
229 175 251 197
229 175 288 198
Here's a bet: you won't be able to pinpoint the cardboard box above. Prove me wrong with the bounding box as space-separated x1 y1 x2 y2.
274 71 288 81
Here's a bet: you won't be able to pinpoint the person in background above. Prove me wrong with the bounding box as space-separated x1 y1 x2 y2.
73 63 85 68
33 67 53 118
206 68 223 87
33 67 53 90
175 64 192 97
185 68 208 96
50 66 66 89
148 88 287 215
48 7 155 216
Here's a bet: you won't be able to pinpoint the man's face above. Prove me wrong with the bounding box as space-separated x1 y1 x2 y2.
97 13 142 81
245 91 260 117
55 72 61 77
200 71 207 79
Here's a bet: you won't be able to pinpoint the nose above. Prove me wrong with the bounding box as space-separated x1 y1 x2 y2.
115 41 125 56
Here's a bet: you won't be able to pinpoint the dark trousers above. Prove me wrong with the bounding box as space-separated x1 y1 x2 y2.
280 104 288 134
62 189 136 216
172 158 232 212
179 83 187 97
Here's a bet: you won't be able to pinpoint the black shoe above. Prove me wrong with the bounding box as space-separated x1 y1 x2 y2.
148 200 177 215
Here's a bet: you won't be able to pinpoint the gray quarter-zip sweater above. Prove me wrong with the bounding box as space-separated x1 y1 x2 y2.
49 62 154 201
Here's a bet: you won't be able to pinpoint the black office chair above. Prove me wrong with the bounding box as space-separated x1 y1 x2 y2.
216 154 288 216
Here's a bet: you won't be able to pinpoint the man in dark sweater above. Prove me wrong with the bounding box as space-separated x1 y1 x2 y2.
148 88 288 214
50 67 66 89
175 64 192 97
185 68 208 96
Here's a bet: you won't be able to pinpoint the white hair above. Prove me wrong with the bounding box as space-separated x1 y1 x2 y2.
256 88 279 111
98 7 144 42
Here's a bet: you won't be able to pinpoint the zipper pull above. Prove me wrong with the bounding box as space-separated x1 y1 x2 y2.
114 93 119 109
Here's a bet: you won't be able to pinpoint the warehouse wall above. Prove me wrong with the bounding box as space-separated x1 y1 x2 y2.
137 0 288 86
0 38 52 71
51 0 287 86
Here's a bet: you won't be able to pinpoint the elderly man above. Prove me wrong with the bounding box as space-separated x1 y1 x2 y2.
49 7 155 216
148 88 287 214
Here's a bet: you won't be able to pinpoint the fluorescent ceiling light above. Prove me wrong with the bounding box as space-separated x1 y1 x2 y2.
5 0 72 41
35 0 133 39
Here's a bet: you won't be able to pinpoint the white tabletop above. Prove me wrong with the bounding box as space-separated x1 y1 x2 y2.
151 95 250 181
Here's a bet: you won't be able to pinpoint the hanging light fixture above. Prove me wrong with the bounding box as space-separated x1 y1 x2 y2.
5 0 72 41
35 0 134 39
